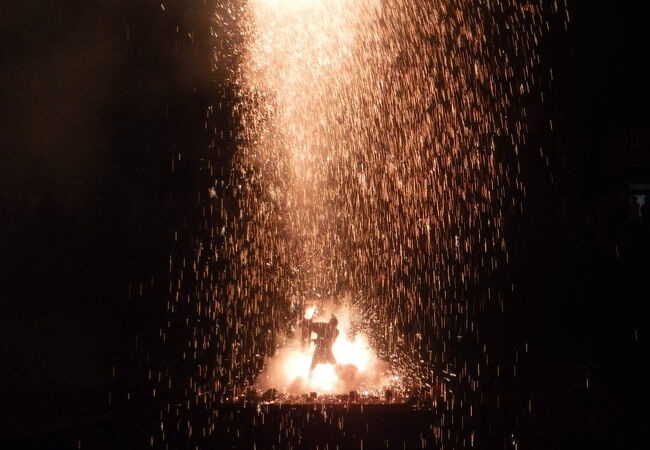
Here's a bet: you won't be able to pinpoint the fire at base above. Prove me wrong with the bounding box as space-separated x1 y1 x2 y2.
255 303 399 395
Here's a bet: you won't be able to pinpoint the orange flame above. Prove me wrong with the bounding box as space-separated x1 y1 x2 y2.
257 304 394 394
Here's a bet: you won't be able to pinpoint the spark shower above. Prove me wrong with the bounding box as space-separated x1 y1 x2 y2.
212 0 549 388
165 0 558 443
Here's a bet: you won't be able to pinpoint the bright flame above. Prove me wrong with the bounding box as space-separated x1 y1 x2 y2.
256 305 390 394
304 305 316 320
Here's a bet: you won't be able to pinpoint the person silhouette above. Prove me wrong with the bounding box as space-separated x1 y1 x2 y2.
308 317 339 371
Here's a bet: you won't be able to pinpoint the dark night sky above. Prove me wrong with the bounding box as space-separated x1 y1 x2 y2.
1 0 648 447
1 0 216 428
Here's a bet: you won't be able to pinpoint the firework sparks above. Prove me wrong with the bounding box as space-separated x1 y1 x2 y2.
157 0 555 446
219 0 547 391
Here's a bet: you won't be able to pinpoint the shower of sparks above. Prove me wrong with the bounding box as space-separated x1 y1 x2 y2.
151 0 563 447
218 0 549 389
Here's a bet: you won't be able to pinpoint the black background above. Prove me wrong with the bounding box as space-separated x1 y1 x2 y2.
1 0 648 447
